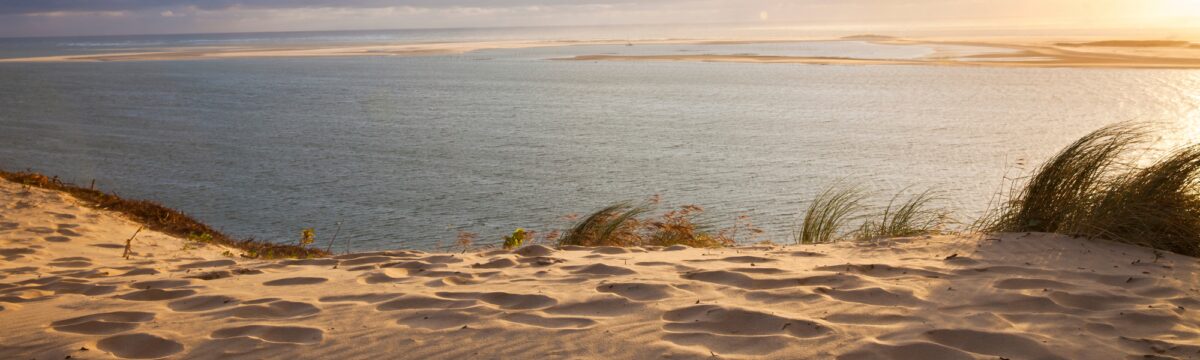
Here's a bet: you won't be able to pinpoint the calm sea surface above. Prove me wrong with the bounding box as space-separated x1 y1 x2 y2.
2 28 1199 250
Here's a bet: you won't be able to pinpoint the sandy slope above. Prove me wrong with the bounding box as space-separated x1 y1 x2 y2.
2 179 1199 359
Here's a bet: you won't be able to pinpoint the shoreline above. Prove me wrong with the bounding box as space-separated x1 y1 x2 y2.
2 174 1199 359
3 37 1200 69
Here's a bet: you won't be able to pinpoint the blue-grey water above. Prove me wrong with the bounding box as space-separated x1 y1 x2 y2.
2 28 1199 250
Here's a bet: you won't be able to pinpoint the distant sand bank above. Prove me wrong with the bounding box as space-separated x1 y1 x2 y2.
4 37 1200 69
3 177 1199 359
559 39 1200 69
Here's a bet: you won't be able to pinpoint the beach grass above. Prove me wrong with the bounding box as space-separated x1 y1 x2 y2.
0 169 328 259
979 123 1200 256
794 186 867 244
557 202 731 248
856 189 949 241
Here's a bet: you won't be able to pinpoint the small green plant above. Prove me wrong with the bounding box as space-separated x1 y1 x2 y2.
795 186 867 244
503 228 526 249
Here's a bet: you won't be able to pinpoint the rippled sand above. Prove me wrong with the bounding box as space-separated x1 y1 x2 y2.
3 178 1199 359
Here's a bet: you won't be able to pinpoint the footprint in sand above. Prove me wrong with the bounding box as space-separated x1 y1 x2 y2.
500 312 597 329
814 286 929 308
56 227 83 237
0 247 36 260
472 257 518 269
420 254 465 264
375 294 477 311
837 341 975 360
815 264 946 278
32 278 119 296
50 311 156 335
435 291 557 310
131 279 192 289
339 256 396 266
923 329 1065 360
662 304 834 338
168 295 241 312
118 288 197 301
683 270 864 290
359 269 419 284
263 277 328 286
274 258 339 267
211 325 324 345
397 308 496 330
514 245 556 257
564 263 637 276
43 236 71 243
96 333 185 359
120 268 161 276
685 255 775 264
596 282 679 301
318 293 402 304
23 226 55 234
176 259 237 270
0 221 19 231
221 300 320 319
590 246 631 255
544 295 643 317
823 312 925 326
993 277 1075 290
49 256 93 268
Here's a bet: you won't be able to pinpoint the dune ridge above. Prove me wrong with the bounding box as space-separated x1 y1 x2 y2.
1 178 1199 359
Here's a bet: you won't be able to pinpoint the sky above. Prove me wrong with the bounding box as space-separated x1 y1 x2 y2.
1 0 1199 38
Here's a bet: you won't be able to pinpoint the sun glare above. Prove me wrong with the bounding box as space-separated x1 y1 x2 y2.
1162 0 1200 16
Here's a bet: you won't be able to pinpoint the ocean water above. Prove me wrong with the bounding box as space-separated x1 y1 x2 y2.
1 29 1199 250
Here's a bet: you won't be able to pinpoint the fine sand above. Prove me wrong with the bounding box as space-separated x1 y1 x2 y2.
2 178 1199 359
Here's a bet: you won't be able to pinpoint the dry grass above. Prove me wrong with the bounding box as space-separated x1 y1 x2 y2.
980 123 1200 256
857 190 950 241
1 169 328 259
557 201 735 248
978 123 1148 233
794 186 867 244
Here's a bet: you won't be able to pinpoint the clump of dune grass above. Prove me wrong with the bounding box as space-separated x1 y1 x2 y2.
979 123 1149 234
0 169 328 259
557 202 650 247
794 186 867 244
980 122 1200 256
857 190 950 241
556 202 733 248
1083 145 1200 256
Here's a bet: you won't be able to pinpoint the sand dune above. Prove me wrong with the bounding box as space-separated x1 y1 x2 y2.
2 179 1200 359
